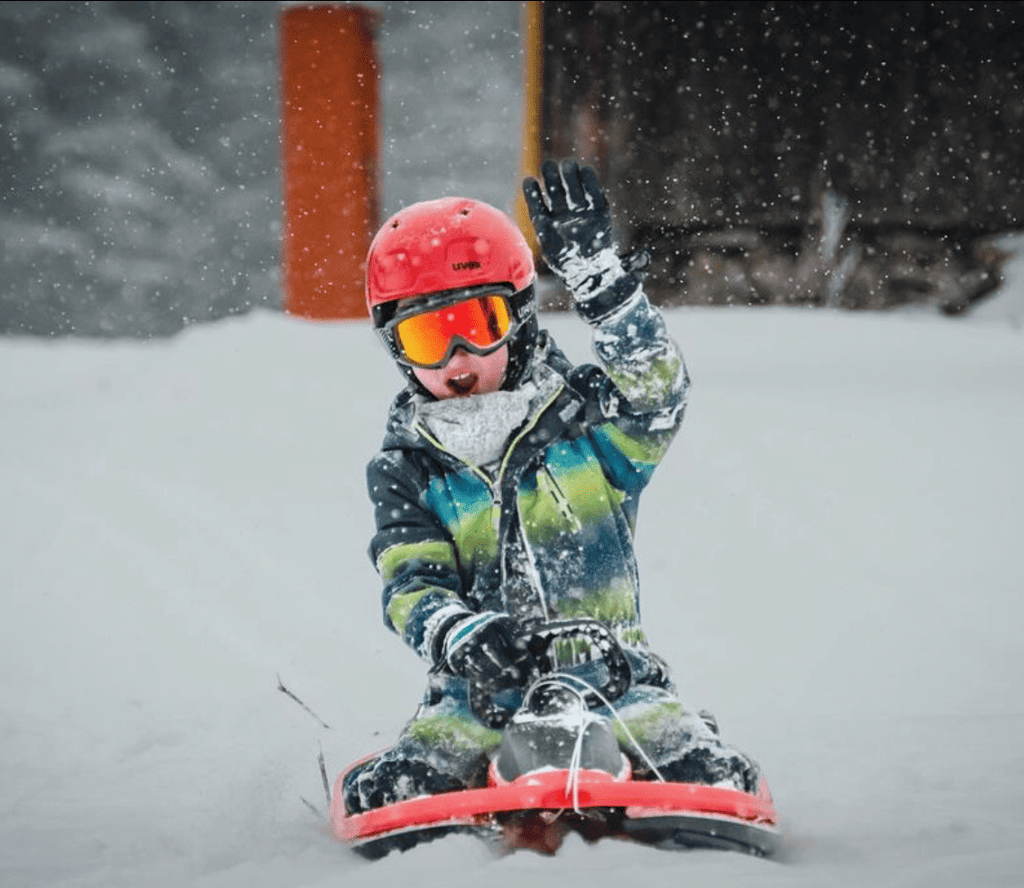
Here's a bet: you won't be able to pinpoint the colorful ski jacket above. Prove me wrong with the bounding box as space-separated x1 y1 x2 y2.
365 289 688 675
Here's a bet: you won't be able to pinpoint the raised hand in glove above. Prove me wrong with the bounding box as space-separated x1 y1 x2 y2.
522 158 649 322
440 611 535 694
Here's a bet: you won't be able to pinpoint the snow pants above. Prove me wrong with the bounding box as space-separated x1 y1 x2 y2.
343 658 761 815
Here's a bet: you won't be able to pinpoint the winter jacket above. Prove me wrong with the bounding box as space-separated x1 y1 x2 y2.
365 288 688 677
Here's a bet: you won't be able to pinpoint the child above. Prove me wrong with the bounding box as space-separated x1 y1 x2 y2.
344 159 760 815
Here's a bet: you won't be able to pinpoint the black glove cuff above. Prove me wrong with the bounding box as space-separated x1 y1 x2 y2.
574 271 644 324
430 608 472 665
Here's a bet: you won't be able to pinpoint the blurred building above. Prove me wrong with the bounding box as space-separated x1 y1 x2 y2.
536 1 1024 313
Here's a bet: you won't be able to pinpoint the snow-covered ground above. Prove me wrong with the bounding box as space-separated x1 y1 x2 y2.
4 1 1024 885
3 274 1024 887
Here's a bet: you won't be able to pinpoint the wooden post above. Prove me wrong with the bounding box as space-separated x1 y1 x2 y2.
515 0 543 259
280 4 380 320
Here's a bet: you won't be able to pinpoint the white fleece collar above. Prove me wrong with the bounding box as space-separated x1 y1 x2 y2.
415 364 562 469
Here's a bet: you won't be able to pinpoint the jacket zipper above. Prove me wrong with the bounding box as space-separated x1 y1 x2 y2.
413 385 565 623
500 386 564 622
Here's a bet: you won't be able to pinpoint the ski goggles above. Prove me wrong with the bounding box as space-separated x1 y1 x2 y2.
383 286 518 369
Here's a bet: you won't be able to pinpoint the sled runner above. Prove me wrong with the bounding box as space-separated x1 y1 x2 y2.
329 620 782 859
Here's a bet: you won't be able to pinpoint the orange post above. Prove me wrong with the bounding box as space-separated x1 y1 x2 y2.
280 4 380 320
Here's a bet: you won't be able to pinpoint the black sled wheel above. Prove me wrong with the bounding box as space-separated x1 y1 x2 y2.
351 824 503 860
620 814 783 858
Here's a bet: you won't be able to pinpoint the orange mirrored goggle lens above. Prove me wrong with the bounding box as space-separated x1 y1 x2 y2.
393 295 513 367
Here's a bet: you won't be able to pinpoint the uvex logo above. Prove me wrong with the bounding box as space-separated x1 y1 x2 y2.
452 261 481 271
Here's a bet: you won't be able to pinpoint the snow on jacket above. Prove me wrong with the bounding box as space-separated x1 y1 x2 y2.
365 288 688 676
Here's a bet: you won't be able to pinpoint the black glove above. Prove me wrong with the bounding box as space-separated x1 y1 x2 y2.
440 611 535 694
522 158 648 322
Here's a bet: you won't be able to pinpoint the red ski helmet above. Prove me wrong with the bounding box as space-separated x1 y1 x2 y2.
365 197 540 393
366 197 535 316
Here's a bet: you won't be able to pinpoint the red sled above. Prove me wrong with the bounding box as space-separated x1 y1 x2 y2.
330 758 781 859
329 621 783 859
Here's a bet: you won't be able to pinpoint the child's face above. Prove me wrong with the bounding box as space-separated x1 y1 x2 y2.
411 344 509 399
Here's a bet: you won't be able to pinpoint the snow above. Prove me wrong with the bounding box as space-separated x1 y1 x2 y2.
3 289 1024 887
3 2 1024 885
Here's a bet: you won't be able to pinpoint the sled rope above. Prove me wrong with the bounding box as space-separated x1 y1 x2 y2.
523 673 666 812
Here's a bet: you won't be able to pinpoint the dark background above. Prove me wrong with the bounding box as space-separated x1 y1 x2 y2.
540 1 1024 312
2 1 1022 337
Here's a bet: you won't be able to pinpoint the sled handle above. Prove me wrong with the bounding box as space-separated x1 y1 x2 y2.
469 619 633 729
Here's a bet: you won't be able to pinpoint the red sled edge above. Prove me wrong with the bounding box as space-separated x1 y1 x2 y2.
329 767 779 844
